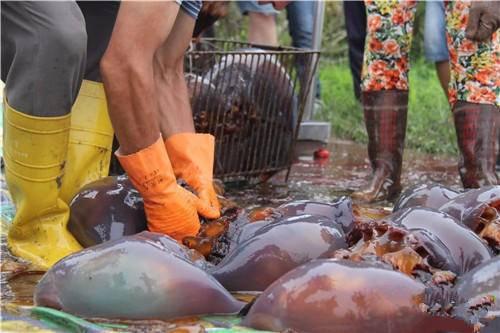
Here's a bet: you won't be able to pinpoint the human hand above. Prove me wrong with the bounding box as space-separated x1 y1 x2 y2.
164 133 221 220
193 1 228 37
116 138 201 242
466 1 500 42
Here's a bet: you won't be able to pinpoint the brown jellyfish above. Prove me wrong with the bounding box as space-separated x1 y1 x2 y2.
243 259 473 333
199 51 297 175
337 207 492 277
393 183 460 212
34 232 243 320
452 256 500 322
384 207 492 274
210 214 347 292
68 175 147 247
230 219 273 248
439 186 500 249
276 196 356 234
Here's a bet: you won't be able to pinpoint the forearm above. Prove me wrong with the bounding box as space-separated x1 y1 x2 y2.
154 58 195 137
99 1 180 155
101 54 160 155
153 10 197 138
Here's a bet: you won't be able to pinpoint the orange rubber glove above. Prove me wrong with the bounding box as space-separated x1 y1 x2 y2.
117 137 200 241
164 133 221 219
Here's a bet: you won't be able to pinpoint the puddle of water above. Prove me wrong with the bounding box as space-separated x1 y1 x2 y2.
226 139 461 209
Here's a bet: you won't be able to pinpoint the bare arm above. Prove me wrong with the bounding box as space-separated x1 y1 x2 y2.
154 10 197 138
100 1 180 155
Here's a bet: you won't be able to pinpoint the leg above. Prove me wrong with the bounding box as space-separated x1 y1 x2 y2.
286 1 321 99
248 12 278 46
59 1 120 202
1 1 86 268
446 0 499 188
1 2 86 116
424 0 450 96
238 1 278 46
286 1 314 49
343 0 367 101
352 0 417 202
435 61 451 95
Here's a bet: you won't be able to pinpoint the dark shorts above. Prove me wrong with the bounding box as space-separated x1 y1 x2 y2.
237 1 277 16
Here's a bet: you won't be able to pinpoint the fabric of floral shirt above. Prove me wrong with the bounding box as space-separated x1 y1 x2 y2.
361 0 499 107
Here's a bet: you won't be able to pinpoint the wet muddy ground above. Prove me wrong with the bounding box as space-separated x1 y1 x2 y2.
0 139 464 331
225 139 461 209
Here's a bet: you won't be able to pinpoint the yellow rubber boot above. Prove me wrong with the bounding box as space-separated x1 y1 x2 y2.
60 80 114 203
3 100 82 269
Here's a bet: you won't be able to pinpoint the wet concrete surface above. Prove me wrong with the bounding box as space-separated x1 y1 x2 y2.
225 139 461 209
0 138 465 330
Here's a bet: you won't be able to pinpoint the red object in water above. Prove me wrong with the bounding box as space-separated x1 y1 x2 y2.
314 148 330 159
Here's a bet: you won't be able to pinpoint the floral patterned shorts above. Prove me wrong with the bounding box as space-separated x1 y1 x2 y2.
361 0 499 106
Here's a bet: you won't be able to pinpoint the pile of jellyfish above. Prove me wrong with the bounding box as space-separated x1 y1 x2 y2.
35 177 500 332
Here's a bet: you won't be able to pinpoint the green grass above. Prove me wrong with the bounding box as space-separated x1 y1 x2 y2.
317 59 458 155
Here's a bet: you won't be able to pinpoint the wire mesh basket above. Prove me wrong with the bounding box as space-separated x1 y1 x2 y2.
185 38 320 182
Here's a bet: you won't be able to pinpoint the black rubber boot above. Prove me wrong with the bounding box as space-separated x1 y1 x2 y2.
453 101 498 188
352 90 408 202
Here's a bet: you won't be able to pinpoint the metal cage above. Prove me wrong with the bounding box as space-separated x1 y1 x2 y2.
185 38 320 182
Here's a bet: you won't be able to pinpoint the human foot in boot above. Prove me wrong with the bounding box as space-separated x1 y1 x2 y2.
352 90 408 202
453 101 498 188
